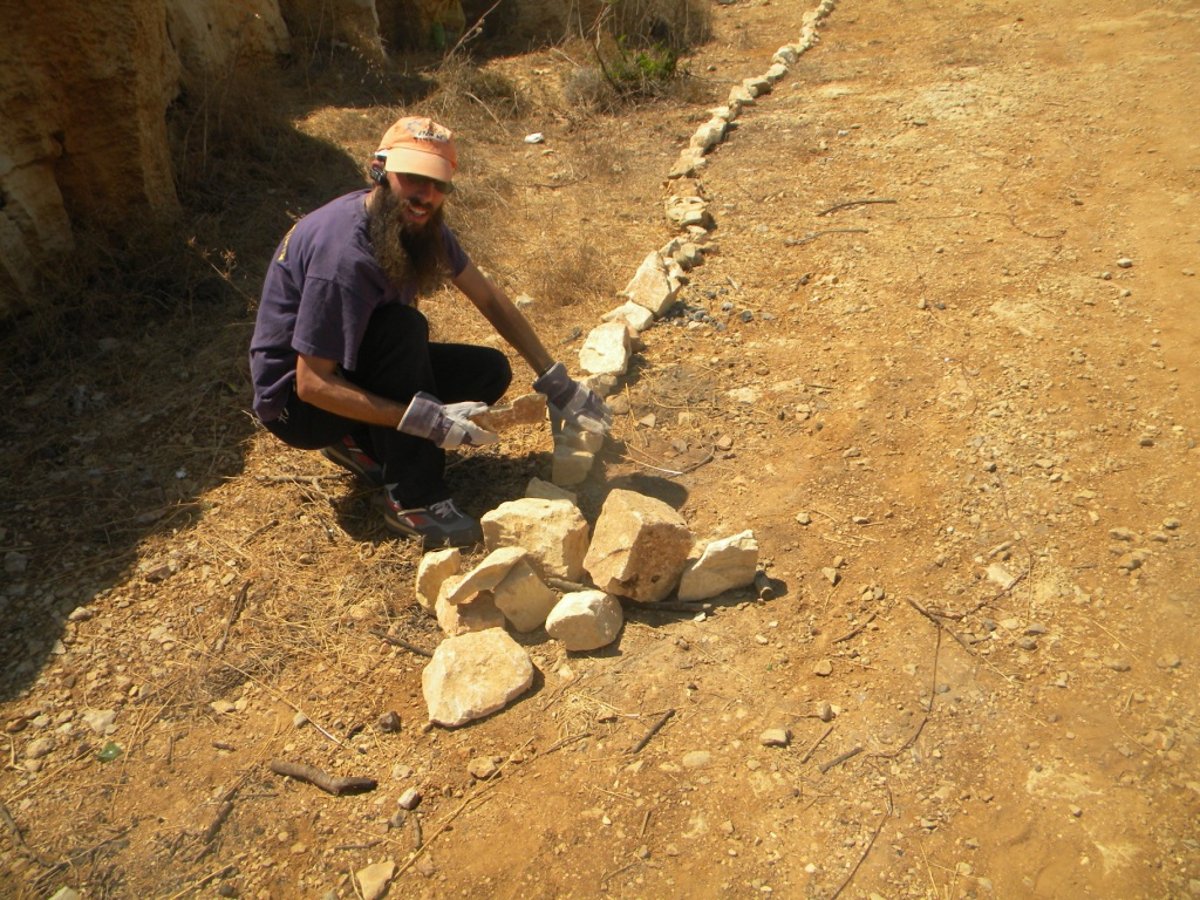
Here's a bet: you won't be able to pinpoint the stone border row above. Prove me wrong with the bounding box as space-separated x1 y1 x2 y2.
551 0 839 488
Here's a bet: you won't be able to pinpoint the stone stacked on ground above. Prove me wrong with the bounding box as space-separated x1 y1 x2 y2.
492 559 560 632
481 498 589 581
583 489 693 603
545 590 624 651
421 629 535 728
415 547 460 613
677 530 760 602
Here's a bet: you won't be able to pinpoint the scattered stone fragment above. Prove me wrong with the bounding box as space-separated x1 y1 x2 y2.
293 712 309 728
682 750 712 769
82 709 117 735
468 756 500 780
355 860 396 900
986 563 1017 589
1116 257 1133 268
677 530 759 601
1109 527 1137 542
545 590 624 651
1155 655 1182 670
492 559 559 633
442 547 527 605
814 660 833 677
415 548 461 614
579 321 632 376
1017 637 1038 651
397 788 421 810
817 701 835 722
1162 518 1181 530
377 711 401 734
795 511 812 526
583 489 693 603
25 736 55 760
482 498 590 581
1104 658 1132 672
760 728 790 748
422 629 535 728
821 567 840 586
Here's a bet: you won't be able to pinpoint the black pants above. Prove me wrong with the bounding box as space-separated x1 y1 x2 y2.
264 304 511 506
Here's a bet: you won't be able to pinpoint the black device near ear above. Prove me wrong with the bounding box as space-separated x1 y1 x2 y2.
370 153 388 184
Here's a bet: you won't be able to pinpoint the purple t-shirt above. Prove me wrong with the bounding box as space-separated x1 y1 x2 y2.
249 189 469 421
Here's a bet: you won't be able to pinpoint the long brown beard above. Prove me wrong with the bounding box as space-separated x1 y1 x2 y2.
367 188 449 298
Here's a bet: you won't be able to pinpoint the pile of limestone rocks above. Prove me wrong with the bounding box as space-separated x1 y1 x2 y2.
417 486 760 728
415 3 840 727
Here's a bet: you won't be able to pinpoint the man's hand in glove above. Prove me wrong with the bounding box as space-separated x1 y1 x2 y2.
533 362 613 435
398 392 499 449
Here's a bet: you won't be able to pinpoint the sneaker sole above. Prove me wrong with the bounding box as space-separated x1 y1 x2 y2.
321 446 385 485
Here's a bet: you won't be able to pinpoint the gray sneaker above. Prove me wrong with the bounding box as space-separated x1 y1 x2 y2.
376 492 482 548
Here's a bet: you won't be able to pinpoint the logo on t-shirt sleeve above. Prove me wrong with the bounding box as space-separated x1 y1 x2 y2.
276 224 298 263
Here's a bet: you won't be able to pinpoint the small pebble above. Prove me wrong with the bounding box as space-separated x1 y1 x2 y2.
377 711 401 733
1116 257 1133 268
817 701 835 722
795 512 812 526
813 660 833 677
397 788 422 810
759 728 791 748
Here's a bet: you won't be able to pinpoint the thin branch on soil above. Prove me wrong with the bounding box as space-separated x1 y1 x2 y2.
601 859 641 884
818 745 863 774
871 717 928 760
799 725 835 765
181 642 347 748
369 627 434 658
816 198 898 216
785 228 870 245
832 611 878 643
541 732 592 756
212 580 250 654
269 759 377 796
640 809 652 838
629 708 675 754
239 518 278 547
904 597 1018 683
166 862 238 900
1 800 56 867
829 792 893 900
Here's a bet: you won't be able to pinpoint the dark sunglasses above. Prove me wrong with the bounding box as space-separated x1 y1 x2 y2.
404 172 454 195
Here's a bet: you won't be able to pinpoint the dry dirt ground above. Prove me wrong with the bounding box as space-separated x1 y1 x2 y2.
2 0 1199 897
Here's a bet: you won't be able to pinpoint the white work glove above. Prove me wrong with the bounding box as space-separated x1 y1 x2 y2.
533 362 613 435
398 392 498 449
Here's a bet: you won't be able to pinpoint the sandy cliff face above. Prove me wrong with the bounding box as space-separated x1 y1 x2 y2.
0 0 681 316
0 0 288 316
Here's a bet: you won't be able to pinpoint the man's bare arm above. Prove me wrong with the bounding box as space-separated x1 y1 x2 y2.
295 354 408 427
452 262 555 376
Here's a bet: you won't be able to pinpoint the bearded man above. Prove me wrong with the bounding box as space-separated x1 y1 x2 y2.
249 117 610 548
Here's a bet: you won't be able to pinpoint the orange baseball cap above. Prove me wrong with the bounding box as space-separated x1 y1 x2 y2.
375 117 458 183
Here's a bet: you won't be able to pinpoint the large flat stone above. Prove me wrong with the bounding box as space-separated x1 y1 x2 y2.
422 629 534 727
